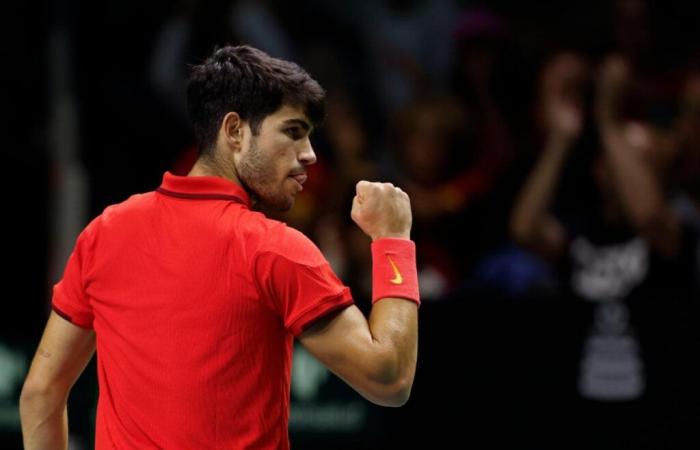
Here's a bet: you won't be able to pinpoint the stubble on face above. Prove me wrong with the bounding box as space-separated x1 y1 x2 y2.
237 137 294 211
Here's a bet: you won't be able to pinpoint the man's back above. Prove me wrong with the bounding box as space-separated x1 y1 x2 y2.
53 173 352 449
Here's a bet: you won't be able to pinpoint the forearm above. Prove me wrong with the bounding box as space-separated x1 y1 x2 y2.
601 126 680 254
359 236 419 406
510 135 570 242
601 126 665 227
19 312 95 450
318 237 419 406
20 389 69 450
595 55 664 229
365 298 418 402
594 55 680 254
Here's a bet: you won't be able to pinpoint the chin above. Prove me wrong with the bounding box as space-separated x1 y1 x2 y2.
275 202 294 212
262 196 294 212
250 184 295 212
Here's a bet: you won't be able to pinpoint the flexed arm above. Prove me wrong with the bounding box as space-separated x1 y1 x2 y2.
299 181 418 407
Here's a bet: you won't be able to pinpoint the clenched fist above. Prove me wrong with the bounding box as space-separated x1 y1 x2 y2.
351 181 412 241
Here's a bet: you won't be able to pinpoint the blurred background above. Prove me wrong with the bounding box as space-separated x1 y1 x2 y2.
2 0 699 448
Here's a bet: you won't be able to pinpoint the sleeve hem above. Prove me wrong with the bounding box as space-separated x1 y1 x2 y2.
288 289 354 337
51 303 94 329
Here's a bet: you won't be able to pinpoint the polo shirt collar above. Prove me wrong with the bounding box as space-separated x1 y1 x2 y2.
157 171 252 207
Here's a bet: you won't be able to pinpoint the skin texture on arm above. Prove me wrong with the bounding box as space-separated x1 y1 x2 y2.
300 180 418 407
299 299 418 407
599 124 680 256
595 55 681 256
20 311 96 450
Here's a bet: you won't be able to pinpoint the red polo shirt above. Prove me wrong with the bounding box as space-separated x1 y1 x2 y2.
51 172 354 449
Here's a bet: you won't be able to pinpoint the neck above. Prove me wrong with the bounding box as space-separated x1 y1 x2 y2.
188 153 241 187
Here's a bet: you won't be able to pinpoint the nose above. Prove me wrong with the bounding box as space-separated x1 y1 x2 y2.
299 139 317 166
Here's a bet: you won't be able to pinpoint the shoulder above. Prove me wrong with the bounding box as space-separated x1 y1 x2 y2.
100 192 156 224
255 219 327 267
71 192 156 247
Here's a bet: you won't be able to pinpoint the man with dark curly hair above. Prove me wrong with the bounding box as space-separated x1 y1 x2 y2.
20 45 420 450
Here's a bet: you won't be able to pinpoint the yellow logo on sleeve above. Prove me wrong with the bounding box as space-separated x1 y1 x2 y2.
387 255 403 285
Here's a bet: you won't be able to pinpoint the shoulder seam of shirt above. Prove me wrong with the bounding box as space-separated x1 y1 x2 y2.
253 248 329 270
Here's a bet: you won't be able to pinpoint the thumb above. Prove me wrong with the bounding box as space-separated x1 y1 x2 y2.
352 194 361 211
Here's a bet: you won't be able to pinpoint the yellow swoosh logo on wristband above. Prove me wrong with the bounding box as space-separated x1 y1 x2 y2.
387 255 403 285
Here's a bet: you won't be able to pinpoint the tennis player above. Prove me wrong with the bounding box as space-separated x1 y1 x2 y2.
20 45 419 449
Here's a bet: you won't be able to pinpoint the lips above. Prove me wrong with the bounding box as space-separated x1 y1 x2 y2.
290 173 307 185
289 173 307 191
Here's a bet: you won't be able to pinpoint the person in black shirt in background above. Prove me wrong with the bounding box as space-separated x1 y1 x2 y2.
511 51 699 449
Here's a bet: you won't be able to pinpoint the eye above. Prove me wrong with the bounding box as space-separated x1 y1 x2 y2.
285 127 304 140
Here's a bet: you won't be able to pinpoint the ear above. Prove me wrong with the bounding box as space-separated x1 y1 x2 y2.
220 112 244 152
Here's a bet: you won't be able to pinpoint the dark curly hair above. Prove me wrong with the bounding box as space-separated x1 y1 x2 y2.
186 45 325 155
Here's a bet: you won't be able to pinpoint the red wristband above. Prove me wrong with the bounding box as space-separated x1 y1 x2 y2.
371 238 420 306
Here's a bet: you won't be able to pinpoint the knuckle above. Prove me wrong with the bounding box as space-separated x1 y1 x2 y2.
357 180 371 191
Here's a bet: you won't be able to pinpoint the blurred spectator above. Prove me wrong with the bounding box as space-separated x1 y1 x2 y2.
388 94 474 299
450 5 521 157
670 70 700 291
510 52 699 448
612 0 652 70
447 6 543 298
312 0 457 116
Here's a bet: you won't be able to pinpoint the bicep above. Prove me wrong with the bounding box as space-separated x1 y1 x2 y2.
298 305 374 376
299 300 418 406
25 311 95 393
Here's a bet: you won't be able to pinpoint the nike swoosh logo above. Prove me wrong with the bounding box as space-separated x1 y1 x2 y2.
387 255 403 285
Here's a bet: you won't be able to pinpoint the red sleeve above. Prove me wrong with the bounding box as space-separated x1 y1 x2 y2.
254 226 353 337
51 219 99 329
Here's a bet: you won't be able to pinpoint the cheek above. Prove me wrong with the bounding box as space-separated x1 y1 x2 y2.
274 144 299 172
272 152 292 183
254 134 299 186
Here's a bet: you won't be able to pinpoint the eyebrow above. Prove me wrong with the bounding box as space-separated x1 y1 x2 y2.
281 118 312 132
